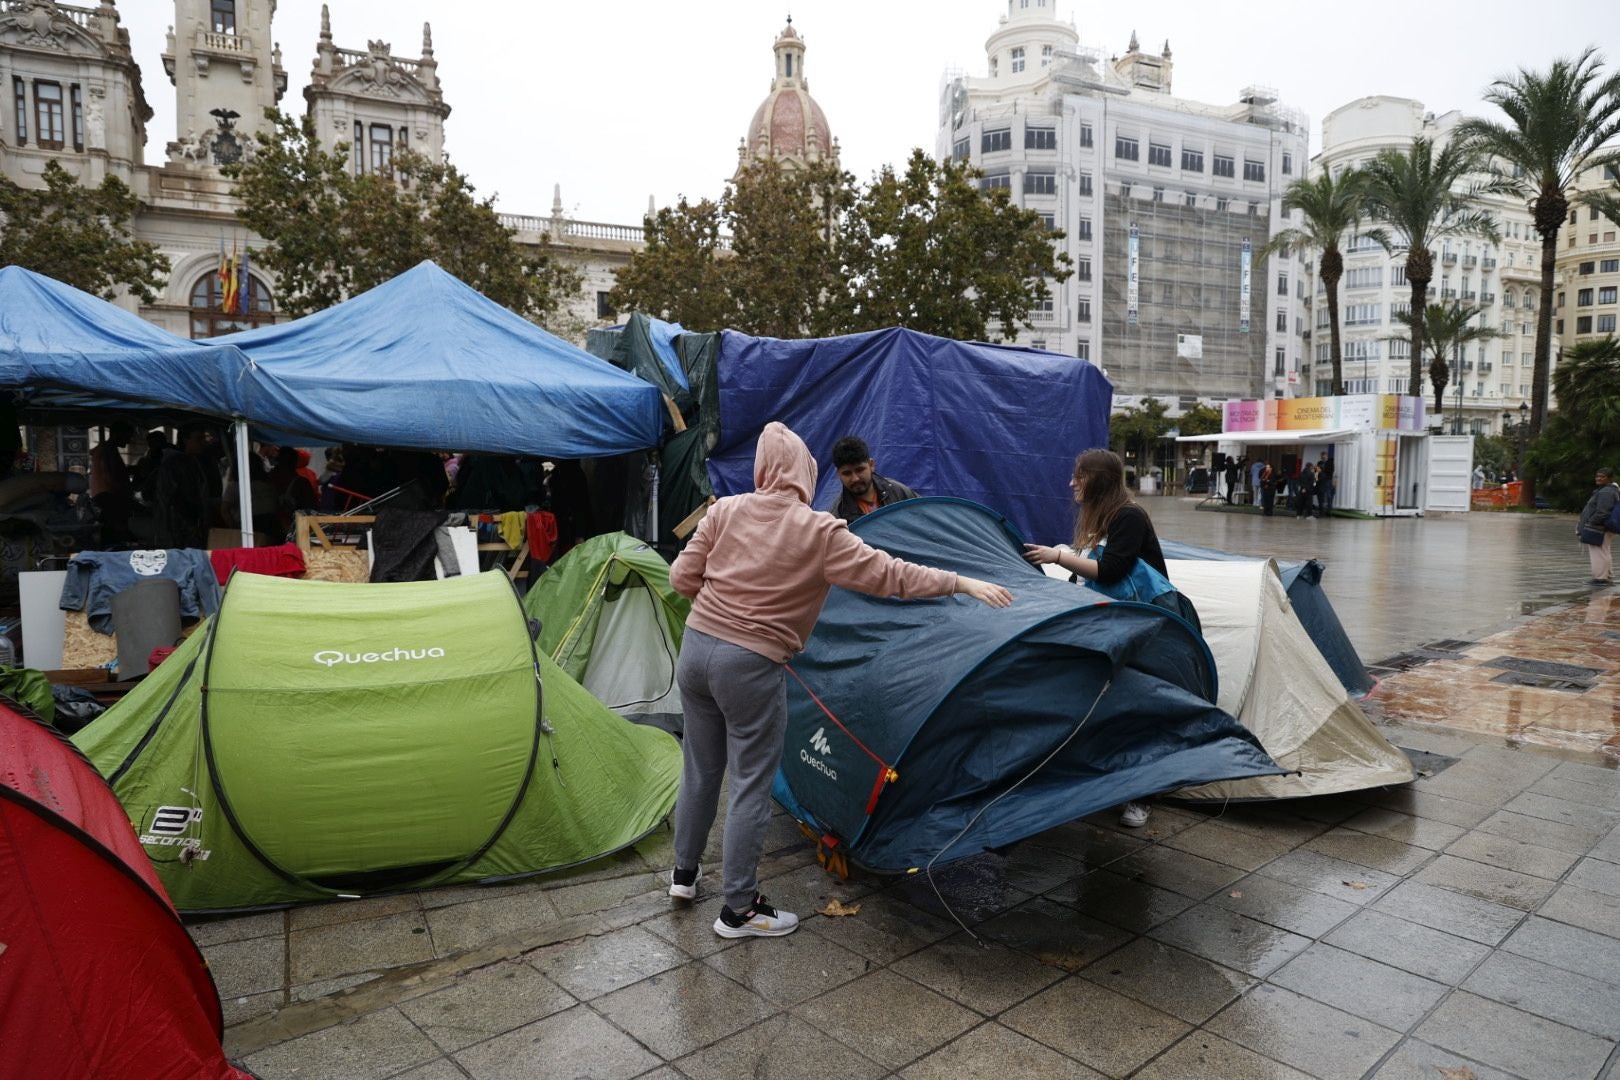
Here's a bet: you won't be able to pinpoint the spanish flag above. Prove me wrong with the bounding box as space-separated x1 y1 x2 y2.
216 239 229 311
223 244 240 314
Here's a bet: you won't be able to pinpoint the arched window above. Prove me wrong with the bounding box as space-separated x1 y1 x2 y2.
190 270 273 338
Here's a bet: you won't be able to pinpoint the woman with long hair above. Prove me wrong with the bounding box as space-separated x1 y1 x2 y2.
1023 448 1198 829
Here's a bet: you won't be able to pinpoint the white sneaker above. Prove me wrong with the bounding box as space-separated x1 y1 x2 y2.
713 893 799 938
669 863 700 901
1119 802 1151 828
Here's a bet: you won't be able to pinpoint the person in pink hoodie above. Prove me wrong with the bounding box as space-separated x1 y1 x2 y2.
666 422 1012 938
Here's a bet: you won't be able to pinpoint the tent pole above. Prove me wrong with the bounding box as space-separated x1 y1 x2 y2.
649 459 659 544
233 420 255 549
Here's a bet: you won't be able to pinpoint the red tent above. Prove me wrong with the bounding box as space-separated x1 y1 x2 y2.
0 702 248 1080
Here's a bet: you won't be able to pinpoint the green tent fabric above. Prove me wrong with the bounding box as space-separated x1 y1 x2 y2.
72 571 680 913
525 533 689 734
0 665 55 724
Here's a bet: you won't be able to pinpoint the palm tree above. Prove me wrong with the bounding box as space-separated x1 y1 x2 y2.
1390 301 1501 425
1358 138 1500 403
1454 50 1620 505
1261 170 1377 396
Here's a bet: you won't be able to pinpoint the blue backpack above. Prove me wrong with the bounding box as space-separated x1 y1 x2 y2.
1082 545 1203 635
1607 486 1620 533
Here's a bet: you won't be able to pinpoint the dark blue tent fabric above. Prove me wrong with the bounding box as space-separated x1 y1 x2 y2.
708 328 1111 543
0 267 254 416
1160 539 1374 697
773 498 1284 873
216 262 665 457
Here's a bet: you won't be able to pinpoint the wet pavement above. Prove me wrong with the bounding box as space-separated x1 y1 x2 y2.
190 502 1620 1080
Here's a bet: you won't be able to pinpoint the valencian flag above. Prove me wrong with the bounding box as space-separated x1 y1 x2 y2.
216 242 252 314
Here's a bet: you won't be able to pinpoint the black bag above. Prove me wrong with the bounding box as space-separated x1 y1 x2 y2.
1579 524 1607 546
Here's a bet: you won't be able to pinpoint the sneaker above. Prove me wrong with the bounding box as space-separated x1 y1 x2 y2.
713 893 799 938
669 864 700 901
1119 802 1151 828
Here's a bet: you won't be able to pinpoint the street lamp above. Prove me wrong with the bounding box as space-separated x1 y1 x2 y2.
1502 401 1529 479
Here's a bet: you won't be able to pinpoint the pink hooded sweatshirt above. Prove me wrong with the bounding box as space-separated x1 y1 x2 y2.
670 422 958 662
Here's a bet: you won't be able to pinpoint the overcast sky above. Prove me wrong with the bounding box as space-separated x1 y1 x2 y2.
121 1 1612 223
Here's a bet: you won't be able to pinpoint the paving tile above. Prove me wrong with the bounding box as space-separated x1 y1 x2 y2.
592 962 773 1060
1043 868 1195 933
1445 829 1582 880
1458 743 1563 785
1369 1039 1519 1080
702 928 870 1008
1415 991 1616 1080
755 862 879 919
891 857 1033 925
1023 819 1151 867
1505 790 1620 830
1209 873 1360 938
398 960 575 1053
973 898 1132 973
1001 977 1190 1076
1551 760 1620 787
799 890 956 965
1412 853 1558 911
1528 772 1620 810
1594 824 1620 864
1475 808 1608 855
1412 764 1531 808
1206 984 1401 1080
289 910 435 984
390 1060 467 1080
1148 904 1311 978
1360 788 1495 828
1082 802 1206 840
1189 804 1338 842
1080 936 1253 1023
1501 915 1620 984
989 844 1090 894
793 969 979 1071
638 908 743 959
1111 843 1247 899
889 933 1065 1015
527 925 687 1000
1322 908 1493 984
241 1007 441 1080
545 871 667 919
290 972 381 1003
900 1021 1105 1080
1303 827 1433 876
1538 882 1620 938
1133 1032 1315 1080
1268 943 1448 1032
675 1014 885 1080
423 888 561 954
1340 806 1468 851
1464 950 1620 1039
418 876 550 910
186 910 285 948
219 990 281 1028
1162 819 1299 871
287 892 422 931
453 1004 659 1080
1372 880 1525 946
1255 850 1401 905
201 934 285 999
1568 855 1620 898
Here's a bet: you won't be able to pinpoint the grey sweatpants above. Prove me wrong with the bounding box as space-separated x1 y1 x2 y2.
672 627 787 913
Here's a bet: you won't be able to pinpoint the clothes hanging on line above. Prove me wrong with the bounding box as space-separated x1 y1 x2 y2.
60 549 220 635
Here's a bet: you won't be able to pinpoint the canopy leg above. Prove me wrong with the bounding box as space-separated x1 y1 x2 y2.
233 420 255 549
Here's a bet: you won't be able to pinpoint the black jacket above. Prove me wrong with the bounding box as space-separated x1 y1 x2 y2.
832 473 919 523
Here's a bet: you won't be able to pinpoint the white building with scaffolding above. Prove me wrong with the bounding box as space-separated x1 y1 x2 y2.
937 0 1310 409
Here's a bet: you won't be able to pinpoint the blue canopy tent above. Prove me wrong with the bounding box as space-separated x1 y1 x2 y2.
0 266 255 417
217 262 665 459
0 267 270 546
1160 539 1374 697
708 328 1111 543
772 498 1284 874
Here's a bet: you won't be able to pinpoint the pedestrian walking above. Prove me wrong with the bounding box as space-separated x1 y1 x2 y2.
1577 466 1619 585
666 422 1012 939
1295 463 1317 518
1259 463 1276 516
1316 452 1335 516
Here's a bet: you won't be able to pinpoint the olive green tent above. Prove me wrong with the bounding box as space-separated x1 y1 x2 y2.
525 532 689 734
72 571 681 913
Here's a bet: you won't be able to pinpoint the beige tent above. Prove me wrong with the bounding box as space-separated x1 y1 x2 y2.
1043 555 1413 799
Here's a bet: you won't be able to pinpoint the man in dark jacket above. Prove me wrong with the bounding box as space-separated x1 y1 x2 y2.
829 436 919 523
1579 466 1618 585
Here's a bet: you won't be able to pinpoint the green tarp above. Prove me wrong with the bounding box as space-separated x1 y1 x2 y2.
73 571 681 912
525 533 688 734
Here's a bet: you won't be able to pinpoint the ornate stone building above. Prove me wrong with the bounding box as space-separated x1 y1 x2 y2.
735 18 838 177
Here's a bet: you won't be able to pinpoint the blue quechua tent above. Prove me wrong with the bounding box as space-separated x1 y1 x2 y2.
708 328 1112 544
217 262 665 457
772 498 1284 873
0 266 256 416
1159 539 1374 697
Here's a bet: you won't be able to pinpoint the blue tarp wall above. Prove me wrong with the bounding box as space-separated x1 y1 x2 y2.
773 498 1283 872
708 328 1112 542
216 262 665 458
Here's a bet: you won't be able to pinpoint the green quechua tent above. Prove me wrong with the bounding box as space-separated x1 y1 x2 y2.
72 571 681 913
524 532 690 735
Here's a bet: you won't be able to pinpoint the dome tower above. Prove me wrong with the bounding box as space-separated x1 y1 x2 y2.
736 18 838 177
